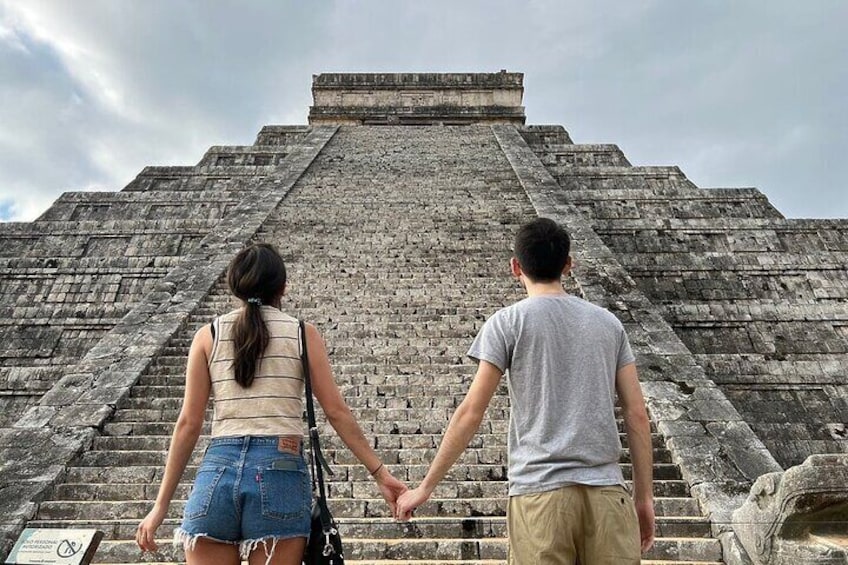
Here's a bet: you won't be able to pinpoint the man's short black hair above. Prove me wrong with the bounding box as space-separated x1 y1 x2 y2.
514 218 571 282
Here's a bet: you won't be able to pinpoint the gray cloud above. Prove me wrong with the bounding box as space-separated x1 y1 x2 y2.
0 0 845 220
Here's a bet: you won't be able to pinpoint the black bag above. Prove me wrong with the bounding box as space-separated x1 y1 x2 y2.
305 497 343 564
300 321 345 565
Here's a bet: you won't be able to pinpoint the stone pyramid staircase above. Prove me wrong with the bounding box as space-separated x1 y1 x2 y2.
27 125 723 563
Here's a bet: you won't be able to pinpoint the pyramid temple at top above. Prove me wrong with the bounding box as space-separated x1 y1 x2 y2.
1 72 846 564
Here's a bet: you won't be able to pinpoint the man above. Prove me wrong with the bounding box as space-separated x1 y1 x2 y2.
396 217 655 564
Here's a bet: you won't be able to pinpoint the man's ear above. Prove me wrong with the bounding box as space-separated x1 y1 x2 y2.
562 256 573 277
510 257 522 278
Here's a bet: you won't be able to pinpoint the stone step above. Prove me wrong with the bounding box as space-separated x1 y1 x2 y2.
342 562 722 565
548 186 764 202
122 385 677 418
112 399 636 420
0 256 181 273
99 429 669 453
127 385 514 404
55 478 688 502
118 394 514 412
0 218 219 237
547 164 687 177
55 476 691 502
128 383 511 398
38 496 702 522
595 216 848 232
89 536 722 563
92 561 722 565
90 435 674 462
73 450 682 480
65 462 507 483
52 481 501 502
32 513 713 540
62 462 671 488
141 357 490 374
108 406 514 424
72 447 675 478
533 143 630 168
104 418 665 438
136 364 479 380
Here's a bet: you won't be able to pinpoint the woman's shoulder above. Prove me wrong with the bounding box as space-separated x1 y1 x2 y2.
217 308 243 323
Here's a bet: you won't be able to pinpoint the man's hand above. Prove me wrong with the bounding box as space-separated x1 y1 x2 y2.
636 499 655 553
396 485 433 521
374 467 408 518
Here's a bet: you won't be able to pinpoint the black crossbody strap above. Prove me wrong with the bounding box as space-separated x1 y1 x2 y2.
299 321 334 503
300 321 344 562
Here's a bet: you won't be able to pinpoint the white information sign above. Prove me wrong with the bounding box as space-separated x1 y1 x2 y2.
5 529 102 565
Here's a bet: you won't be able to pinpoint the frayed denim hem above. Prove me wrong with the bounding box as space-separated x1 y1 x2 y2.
173 527 239 553
240 535 307 565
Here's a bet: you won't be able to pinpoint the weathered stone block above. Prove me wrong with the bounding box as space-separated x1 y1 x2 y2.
686 386 743 421
706 421 782 482
719 530 756 565
13 405 55 428
37 373 94 406
49 403 114 429
733 454 848 565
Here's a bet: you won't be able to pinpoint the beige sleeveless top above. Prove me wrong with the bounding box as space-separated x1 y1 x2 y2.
208 306 304 438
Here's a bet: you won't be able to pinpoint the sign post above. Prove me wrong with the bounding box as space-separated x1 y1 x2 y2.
5 529 103 565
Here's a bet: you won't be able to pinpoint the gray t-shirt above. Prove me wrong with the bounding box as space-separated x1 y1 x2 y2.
467 294 635 496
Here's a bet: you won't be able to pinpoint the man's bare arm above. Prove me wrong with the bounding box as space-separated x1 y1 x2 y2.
396 360 503 519
616 362 655 552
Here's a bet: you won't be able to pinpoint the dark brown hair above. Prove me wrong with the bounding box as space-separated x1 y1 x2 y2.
514 218 571 282
226 243 287 387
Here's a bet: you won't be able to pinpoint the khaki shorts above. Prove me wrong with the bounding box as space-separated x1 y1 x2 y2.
507 484 640 565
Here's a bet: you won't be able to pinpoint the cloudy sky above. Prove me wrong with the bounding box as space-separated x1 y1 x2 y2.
0 1 845 221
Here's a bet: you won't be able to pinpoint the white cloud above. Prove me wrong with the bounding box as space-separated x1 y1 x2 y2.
0 18 28 53
4 2 134 119
0 0 845 221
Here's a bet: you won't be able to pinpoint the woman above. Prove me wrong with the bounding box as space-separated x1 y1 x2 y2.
137 243 406 565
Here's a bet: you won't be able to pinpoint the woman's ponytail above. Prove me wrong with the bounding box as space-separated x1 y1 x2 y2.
226 244 287 388
231 299 270 387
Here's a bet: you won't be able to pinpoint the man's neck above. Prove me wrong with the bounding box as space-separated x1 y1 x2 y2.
523 279 567 298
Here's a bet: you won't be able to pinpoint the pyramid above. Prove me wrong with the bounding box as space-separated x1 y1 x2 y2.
1 72 846 564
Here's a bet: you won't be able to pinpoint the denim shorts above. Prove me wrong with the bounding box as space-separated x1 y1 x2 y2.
175 436 312 554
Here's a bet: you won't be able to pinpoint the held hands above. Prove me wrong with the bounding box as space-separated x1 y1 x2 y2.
372 466 408 519
396 485 432 521
136 504 166 552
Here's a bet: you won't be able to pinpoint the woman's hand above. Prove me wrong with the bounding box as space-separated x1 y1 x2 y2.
373 467 408 518
136 505 167 552
396 485 433 522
